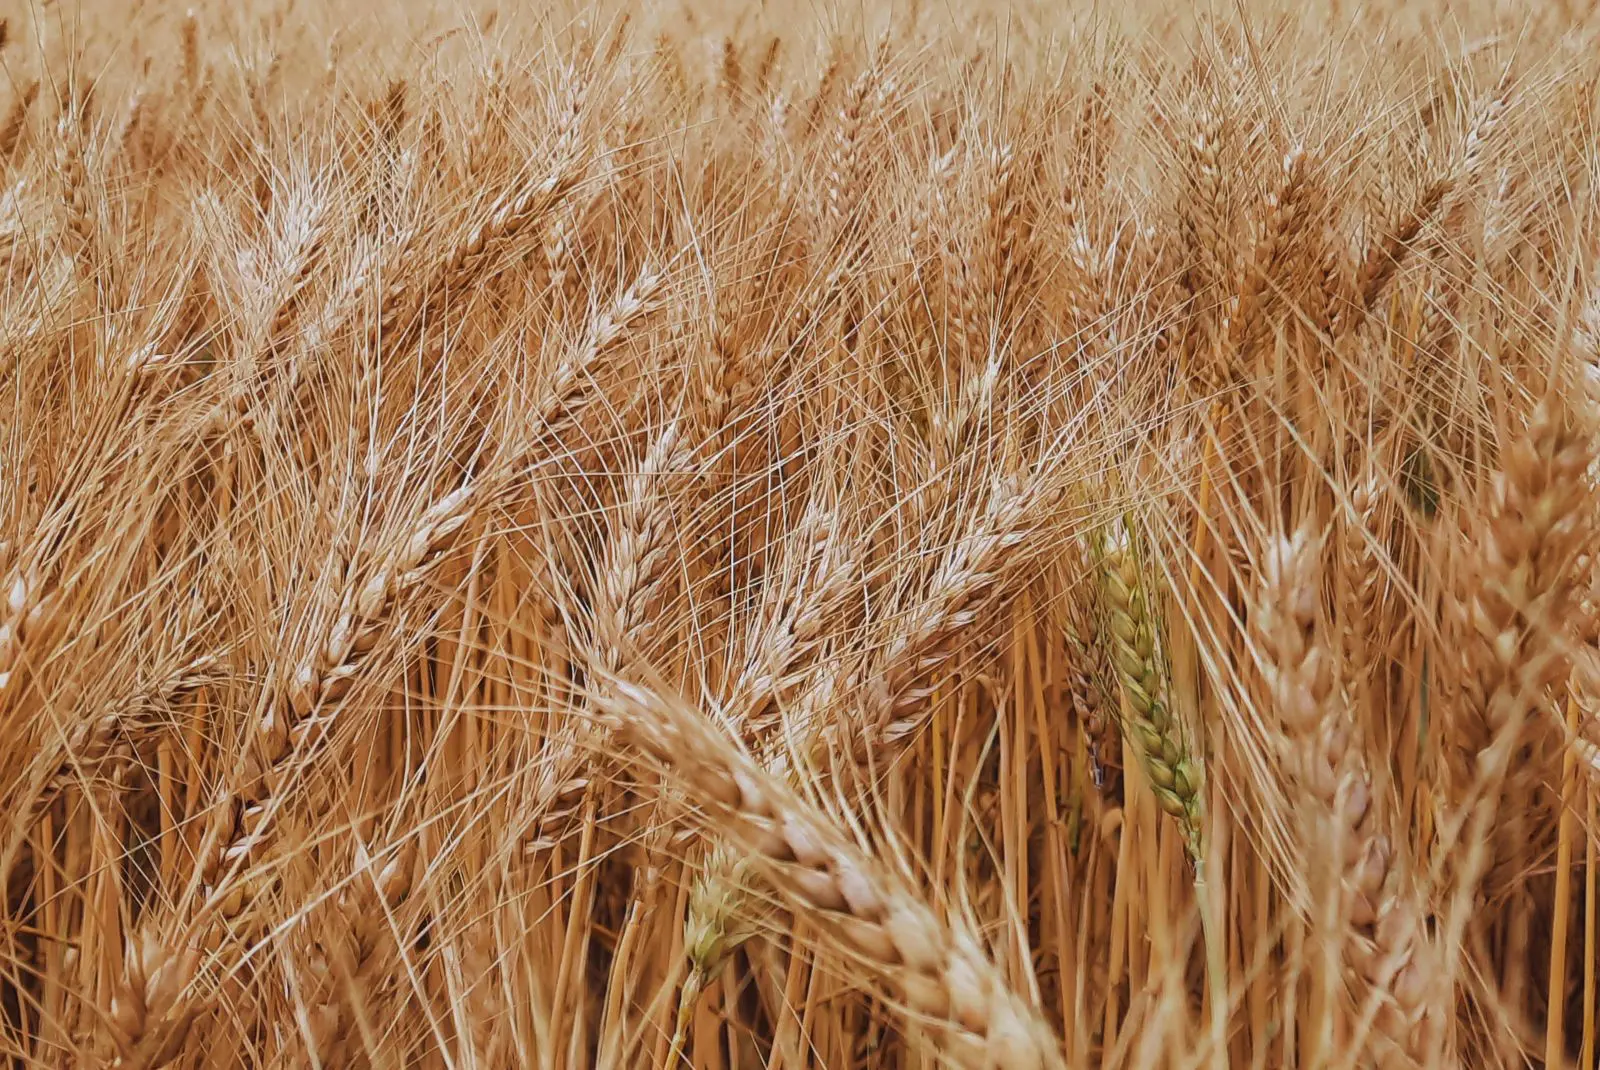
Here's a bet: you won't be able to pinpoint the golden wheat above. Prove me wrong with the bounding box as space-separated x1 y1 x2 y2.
2 2 1599 1068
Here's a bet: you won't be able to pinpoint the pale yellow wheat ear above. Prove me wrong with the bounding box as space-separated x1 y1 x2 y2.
671 844 765 1056
1444 398 1595 834
591 664 1066 1070
1255 525 1439 1066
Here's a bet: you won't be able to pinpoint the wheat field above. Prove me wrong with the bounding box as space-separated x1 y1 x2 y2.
1 0 1598 1066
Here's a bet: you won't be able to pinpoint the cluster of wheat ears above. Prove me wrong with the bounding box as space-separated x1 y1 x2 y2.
2 0 1600 1066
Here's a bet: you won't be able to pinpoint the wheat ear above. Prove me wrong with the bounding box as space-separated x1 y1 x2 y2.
1099 523 1204 857
734 493 862 742
207 483 476 908
1442 399 1596 919
522 411 692 849
1452 401 1594 790
596 668 1066 1070
1258 528 1437 1062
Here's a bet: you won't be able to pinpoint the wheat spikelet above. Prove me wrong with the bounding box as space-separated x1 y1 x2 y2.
733 493 863 741
1452 400 1595 792
1224 143 1315 354
590 419 693 672
1060 553 1119 788
853 470 1055 752
106 929 204 1070
520 408 694 849
984 140 1033 331
523 263 668 452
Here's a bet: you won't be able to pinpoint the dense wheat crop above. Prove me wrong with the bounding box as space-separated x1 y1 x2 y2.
3 0 1600 1066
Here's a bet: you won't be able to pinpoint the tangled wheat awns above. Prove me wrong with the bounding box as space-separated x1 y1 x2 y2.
3 0 1600 1067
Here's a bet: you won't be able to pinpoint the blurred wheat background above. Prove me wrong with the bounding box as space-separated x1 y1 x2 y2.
1 0 1599 1066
